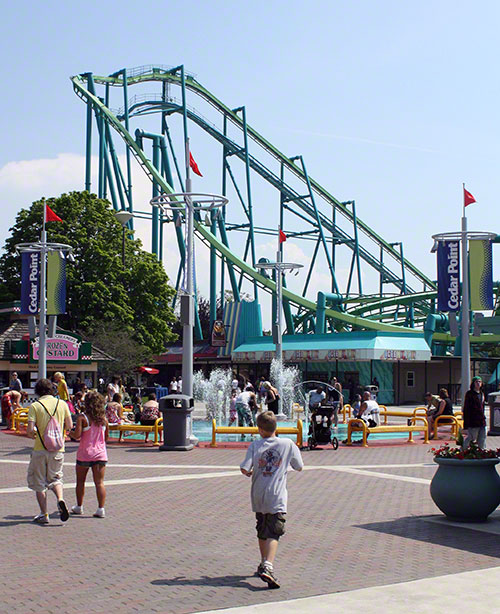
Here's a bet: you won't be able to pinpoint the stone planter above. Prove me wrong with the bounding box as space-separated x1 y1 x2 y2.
430 457 500 522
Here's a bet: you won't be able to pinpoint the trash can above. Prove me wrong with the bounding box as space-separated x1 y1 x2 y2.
159 394 194 451
364 385 379 401
487 391 500 436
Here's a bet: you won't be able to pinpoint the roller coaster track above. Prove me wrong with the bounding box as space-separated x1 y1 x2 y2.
71 66 499 343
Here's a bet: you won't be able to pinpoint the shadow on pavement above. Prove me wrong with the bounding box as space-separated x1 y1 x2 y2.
151 575 268 592
4 446 33 456
0 514 64 528
356 516 500 559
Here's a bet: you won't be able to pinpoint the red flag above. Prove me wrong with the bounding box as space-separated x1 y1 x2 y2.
464 187 476 207
45 204 63 222
189 152 203 177
279 229 287 243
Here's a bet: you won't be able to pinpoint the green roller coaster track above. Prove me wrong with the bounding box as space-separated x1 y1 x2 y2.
71 65 500 347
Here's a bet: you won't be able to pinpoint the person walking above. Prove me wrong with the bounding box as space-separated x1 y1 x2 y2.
26 378 72 524
462 376 487 449
69 391 109 518
240 411 304 589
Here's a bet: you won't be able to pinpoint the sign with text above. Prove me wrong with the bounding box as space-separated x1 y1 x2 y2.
437 240 460 312
32 334 81 362
20 252 40 315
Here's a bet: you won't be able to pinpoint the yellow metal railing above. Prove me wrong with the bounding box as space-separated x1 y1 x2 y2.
211 419 303 448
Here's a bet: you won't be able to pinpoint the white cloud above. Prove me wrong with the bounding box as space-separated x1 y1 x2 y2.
0 153 213 298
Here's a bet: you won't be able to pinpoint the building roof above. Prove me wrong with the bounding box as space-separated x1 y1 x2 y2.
232 331 431 362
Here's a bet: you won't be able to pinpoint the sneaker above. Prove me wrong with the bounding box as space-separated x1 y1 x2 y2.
57 499 69 522
33 513 49 525
260 566 280 589
93 508 105 518
256 563 265 577
71 505 83 515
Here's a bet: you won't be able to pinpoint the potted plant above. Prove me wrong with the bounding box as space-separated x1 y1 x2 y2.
430 442 500 522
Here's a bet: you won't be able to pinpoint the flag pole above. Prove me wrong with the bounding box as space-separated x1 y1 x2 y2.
275 226 283 416
38 203 48 380
461 183 470 406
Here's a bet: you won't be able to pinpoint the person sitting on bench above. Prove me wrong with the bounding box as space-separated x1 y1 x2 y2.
428 388 454 439
358 391 380 428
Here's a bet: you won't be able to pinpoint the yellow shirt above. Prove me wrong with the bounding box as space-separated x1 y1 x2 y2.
57 379 69 401
28 395 70 452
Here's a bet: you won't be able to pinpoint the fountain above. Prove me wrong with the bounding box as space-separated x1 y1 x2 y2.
193 368 233 424
270 358 301 420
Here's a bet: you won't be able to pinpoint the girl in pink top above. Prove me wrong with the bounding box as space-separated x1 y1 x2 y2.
69 391 109 518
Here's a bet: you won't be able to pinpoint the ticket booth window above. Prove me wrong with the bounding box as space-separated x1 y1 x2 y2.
407 371 415 388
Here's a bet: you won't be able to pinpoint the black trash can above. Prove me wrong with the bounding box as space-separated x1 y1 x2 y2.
159 394 194 451
487 391 500 436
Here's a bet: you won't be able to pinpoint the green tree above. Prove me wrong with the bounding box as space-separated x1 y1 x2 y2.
83 323 152 380
0 191 177 353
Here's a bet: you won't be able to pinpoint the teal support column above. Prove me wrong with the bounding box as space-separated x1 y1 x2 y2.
97 103 105 198
315 292 343 334
294 155 339 293
135 129 163 258
84 73 93 192
122 68 133 212
240 106 258 299
152 137 160 258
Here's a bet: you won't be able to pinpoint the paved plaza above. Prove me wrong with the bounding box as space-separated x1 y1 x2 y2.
1 429 500 613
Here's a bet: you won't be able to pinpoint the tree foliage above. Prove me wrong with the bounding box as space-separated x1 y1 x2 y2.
83 323 152 380
0 192 177 354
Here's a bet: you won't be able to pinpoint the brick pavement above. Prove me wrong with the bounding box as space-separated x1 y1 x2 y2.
1 429 499 614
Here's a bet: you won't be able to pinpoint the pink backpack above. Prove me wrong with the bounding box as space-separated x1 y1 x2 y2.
37 400 65 452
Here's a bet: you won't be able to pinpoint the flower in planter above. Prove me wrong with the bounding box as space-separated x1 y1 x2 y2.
430 441 500 460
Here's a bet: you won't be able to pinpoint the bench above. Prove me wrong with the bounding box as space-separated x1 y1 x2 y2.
432 412 463 440
12 409 29 432
108 418 163 445
346 416 429 447
211 419 303 448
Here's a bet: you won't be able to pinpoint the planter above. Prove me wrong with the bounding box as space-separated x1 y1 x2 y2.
430 457 500 522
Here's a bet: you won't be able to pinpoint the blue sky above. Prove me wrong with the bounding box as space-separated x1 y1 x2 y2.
1 0 499 322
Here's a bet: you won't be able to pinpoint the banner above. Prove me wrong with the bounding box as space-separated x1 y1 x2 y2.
437 240 460 312
20 252 40 315
469 239 493 310
47 251 66 314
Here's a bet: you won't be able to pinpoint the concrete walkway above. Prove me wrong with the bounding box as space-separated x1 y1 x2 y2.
198 566 500 613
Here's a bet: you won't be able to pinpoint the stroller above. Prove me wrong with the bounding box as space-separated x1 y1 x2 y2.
307 402 339 450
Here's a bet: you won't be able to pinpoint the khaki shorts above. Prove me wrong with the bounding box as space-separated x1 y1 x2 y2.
27 450 64 493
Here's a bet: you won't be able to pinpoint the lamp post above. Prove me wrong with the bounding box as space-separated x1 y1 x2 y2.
15 240 74 380
257 256 303 417
151 192 227 400
115 211 133 266
431 229 496 405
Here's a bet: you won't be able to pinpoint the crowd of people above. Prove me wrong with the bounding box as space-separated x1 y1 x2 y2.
1 369 493 592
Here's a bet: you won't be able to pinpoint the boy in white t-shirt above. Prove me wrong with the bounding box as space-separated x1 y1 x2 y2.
240 411 304 589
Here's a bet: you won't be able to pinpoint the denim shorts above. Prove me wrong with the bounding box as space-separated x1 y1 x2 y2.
76 460 107 467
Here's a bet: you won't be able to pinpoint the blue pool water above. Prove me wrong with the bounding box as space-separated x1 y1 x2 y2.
109 420 415 443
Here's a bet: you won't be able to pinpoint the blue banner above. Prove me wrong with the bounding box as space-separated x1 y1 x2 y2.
20 252 40 315
437 240 460 312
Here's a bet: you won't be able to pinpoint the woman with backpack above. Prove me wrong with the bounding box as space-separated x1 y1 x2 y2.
69 391 109 518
